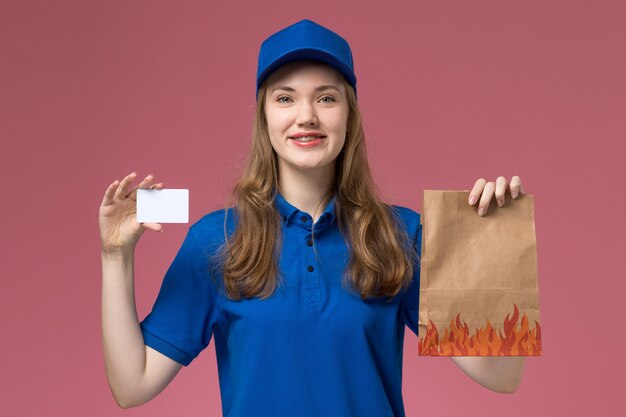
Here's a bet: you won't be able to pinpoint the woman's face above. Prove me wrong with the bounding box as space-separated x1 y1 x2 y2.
264 60 349 175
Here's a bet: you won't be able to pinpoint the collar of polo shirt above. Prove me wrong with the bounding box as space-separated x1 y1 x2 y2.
273 189 337 229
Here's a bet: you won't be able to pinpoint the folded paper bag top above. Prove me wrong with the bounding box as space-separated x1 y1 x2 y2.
417 190 542 356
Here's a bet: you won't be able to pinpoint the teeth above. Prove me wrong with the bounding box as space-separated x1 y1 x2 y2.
293 136 322 142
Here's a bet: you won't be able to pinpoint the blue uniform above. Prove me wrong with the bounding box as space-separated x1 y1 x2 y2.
139 190 422 417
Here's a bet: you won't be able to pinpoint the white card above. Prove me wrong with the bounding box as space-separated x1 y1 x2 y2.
137 189 189 224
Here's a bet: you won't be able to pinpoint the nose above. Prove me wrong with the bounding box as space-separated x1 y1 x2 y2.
295 101 318 126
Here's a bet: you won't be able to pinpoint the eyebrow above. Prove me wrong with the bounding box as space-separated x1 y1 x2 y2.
271 85 341 94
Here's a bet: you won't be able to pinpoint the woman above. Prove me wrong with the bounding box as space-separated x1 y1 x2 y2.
100 19 525 415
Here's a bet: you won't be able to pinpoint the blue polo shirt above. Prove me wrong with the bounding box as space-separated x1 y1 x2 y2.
139 190 422 417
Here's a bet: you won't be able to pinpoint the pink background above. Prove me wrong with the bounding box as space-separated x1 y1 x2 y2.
1 0 624 416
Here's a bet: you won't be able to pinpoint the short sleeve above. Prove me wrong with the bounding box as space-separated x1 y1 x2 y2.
399 211 422 337
139 226 220 366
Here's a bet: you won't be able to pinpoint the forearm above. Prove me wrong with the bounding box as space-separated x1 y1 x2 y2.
451 356 525 393
101 250 147 407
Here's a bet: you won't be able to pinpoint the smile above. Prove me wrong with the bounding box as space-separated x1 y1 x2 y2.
289 136 325 147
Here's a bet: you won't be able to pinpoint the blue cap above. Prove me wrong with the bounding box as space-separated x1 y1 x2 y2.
256 19 357 101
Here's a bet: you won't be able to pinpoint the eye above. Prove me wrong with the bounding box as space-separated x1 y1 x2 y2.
320 96 336 103
277 96 292 103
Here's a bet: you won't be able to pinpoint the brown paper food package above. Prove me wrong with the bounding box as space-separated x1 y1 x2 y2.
417 190 542 356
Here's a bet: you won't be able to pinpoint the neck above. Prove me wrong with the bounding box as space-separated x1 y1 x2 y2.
277 161 335 223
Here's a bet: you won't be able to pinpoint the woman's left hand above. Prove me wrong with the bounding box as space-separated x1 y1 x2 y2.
468 176 524 216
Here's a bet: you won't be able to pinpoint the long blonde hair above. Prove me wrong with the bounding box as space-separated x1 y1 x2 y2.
209 73 418 302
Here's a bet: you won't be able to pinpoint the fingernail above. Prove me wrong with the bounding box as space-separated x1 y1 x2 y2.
479 207 486 216
497 199 503 207
469 195 476 205
512 191 518 199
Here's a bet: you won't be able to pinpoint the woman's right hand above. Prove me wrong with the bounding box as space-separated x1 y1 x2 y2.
99 172 165 254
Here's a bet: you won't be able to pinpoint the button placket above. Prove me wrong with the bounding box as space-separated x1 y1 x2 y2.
303 231 320 303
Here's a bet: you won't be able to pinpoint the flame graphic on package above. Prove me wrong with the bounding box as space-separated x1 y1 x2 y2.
418 303 542 356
